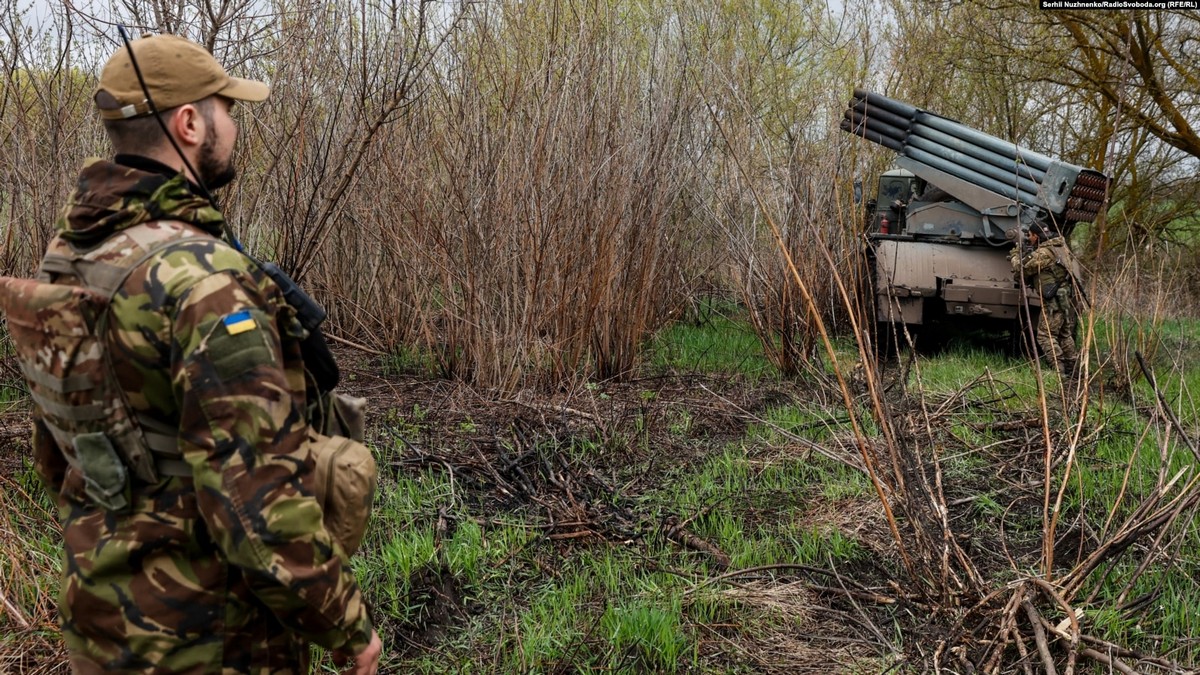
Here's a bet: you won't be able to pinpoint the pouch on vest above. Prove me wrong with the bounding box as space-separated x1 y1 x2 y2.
74 432 131 511
0 277 156 495
306 390 375 555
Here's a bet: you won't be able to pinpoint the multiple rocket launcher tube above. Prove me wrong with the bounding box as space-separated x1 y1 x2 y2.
841 88 1109 226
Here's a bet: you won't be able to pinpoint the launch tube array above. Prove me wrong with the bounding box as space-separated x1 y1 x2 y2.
841 89 1108 225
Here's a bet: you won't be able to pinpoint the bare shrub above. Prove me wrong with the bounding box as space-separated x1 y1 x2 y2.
0 3 107 274
681 1 868 377
350 1 703 389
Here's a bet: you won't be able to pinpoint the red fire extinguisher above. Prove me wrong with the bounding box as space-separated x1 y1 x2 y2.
880 216 890 234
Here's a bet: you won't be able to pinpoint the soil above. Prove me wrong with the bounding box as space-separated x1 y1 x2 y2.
331 348 912 671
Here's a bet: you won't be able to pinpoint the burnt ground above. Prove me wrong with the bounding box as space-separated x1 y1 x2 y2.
330 348 930 673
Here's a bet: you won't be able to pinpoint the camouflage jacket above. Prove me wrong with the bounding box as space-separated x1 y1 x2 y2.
32 158 373 673
1010 238 1076 305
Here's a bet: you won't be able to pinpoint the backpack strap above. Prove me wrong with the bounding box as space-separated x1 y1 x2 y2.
40 224 213 296
138 414 192 477
1048 240 1084 286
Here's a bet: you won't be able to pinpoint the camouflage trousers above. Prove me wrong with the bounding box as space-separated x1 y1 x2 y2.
1034 295 1078 369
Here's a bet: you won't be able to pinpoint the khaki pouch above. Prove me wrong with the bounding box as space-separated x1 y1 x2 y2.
309 431 377 556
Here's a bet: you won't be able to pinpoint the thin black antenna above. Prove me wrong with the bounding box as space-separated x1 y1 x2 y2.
116 26 242 249
111 28 343 389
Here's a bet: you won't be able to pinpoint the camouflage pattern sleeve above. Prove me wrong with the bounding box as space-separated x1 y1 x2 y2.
30 416 67 503
170 267 373 653
1018 246 1056 279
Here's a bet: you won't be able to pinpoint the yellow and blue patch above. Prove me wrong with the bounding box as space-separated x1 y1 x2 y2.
222 309 257 335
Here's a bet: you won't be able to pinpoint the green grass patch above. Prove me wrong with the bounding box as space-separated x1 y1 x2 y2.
381 343 439 376
910 345 1033 397
749 403 844 444
601 595 690 672
646 300 776 378
0 459 62 643
649 444 872 568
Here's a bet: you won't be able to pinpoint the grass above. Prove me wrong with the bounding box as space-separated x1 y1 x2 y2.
601 595 690 672
380 344 439 377
646 298 778 379
7 301 1200 672
0 456 63 664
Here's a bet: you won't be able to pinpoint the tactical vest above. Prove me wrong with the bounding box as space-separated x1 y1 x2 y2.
2 222 377 553
1048 241 1083 286
0 222 208 509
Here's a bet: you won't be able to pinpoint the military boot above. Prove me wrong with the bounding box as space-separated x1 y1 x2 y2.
1059 358 1078 381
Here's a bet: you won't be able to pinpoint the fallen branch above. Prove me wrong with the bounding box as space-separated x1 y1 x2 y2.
1077 633 1187 671
1078 647 1137 675
663 516 731 569
1022 598 1058 675
806 584 897 605
546 529 599 541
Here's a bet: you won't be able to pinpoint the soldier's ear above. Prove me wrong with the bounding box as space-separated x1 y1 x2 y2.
169 103 205 149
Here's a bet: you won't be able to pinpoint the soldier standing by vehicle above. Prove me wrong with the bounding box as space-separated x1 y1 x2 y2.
17 34 381 673
1011 222 1082 379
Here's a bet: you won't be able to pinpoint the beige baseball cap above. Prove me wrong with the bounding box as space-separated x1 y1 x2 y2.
96 34 269 120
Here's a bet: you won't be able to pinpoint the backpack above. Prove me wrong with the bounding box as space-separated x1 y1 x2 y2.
0 223 209 510
1 222 376 554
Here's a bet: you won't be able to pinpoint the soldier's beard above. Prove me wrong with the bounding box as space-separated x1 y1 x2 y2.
197 130 236 191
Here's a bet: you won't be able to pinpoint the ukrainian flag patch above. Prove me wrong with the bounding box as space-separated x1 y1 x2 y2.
222 310 257 335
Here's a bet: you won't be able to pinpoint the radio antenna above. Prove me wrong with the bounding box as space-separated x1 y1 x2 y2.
116 25 243 251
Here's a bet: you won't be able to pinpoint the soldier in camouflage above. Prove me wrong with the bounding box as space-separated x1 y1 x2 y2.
30 34 382 673
1010 222 1082 379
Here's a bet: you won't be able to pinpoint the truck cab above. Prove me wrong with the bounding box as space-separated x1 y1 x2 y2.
868 168 922 235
